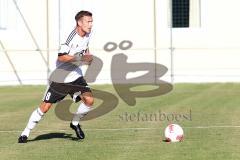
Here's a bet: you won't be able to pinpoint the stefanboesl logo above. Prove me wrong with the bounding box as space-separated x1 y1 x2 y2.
118 110 192 122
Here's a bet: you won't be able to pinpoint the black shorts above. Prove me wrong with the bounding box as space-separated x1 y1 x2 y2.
43 76 91 103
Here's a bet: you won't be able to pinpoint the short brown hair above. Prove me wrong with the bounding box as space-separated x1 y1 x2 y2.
75 10 92 22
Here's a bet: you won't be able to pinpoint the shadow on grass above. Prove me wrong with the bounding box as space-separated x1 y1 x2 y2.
27 132 82 142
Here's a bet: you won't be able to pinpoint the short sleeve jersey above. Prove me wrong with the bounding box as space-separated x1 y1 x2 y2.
53 28 91 83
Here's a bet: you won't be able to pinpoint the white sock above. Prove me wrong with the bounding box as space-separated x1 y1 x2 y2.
72 103 91 126
21 108 44 137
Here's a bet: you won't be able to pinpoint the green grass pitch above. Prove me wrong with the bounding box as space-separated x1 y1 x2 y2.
0 83 240 160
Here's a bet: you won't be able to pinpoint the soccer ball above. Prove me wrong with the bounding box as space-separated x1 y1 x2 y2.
164 124 184 142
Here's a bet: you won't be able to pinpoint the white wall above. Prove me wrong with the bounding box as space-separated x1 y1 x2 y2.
0 0 240 85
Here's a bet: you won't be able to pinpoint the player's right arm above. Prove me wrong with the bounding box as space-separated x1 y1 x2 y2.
57 43 92 63
57 43 81 62
58 51 90 63
58 54 77 62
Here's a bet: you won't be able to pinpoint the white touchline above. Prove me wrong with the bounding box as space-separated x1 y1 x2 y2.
1 125 240 133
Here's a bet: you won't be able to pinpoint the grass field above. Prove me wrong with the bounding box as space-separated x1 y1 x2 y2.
0 83 240 160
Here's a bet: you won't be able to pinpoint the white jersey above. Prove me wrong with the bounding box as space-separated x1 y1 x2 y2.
50 28 91 83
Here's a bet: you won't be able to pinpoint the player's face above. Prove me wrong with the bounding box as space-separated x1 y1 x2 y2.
78 16 93 33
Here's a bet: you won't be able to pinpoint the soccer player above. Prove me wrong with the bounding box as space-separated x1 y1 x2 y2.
18 10 94 143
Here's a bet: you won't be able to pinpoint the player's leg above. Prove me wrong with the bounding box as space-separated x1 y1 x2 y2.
72 91 94 124
18 102 52 143
70 92 94 139
70 77 94 139
18 83 67 143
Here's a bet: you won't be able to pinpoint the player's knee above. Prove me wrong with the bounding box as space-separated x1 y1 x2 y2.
40 102 52 113
83 96 94 107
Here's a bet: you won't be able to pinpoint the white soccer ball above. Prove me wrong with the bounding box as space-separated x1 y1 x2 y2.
164 124 184 142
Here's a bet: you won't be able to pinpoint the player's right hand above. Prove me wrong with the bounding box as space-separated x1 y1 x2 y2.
81 55 93 64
